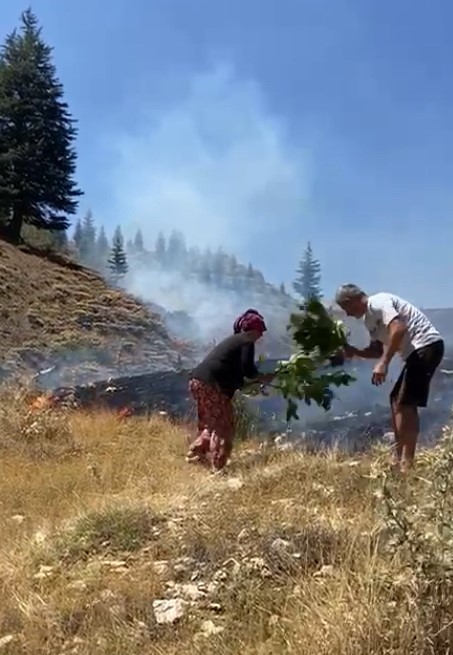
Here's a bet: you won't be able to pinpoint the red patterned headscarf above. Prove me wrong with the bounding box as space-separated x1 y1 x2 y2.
233 309 267 335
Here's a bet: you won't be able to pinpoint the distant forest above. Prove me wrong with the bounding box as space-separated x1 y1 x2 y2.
70 212 294 307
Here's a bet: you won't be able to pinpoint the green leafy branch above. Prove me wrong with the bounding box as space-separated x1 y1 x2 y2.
273 298 356 421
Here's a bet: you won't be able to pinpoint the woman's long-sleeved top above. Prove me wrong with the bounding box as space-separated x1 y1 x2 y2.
191 333 259 398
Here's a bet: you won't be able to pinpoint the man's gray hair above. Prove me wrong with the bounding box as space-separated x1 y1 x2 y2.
334 283 366 305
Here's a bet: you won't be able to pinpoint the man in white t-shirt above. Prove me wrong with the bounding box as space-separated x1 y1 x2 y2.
334 284 444 472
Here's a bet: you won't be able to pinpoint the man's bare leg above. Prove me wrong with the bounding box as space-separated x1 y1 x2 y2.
393 403 419 471
390 401 404 469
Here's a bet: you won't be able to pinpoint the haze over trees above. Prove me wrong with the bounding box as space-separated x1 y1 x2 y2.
70 217 294 306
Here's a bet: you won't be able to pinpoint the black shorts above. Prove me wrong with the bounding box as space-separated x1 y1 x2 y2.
390 340 444 408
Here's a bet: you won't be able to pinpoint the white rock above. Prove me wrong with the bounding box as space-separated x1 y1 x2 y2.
102 560 127 568
212 569 228 583
68 580 87 591
153 560 170 577
153 598 188 624
226 477 244 490
237 528 249 542
173 583 206 602
270 538 291 552
207 602 223 612
0 635 15 649
313 564 335 578
207 581 220 595
33 530 47 545
199 620 224 636
10 514 25 524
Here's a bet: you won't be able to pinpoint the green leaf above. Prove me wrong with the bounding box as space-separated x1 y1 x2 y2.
273 298 356 423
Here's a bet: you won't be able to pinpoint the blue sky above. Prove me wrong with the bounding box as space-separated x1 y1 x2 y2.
2 0 453 306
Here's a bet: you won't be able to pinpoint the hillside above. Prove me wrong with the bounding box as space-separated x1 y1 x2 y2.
0 241 192 387
0 394 451 654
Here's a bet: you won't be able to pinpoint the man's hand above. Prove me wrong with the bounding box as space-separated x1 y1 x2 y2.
371 360 388 386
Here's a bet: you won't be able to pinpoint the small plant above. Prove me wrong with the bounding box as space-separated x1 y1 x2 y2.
56 506 164 561
233 393 258 442
377 428 453 584
274 298 355 421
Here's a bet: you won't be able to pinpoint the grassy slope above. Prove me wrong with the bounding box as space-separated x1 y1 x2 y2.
0 390 451 654
0 241 189 384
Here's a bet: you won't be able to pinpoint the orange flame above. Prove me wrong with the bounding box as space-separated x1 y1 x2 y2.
29 394 56 411
117 407 133 420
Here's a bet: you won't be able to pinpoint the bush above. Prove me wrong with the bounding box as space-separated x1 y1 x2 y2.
374 428 453 649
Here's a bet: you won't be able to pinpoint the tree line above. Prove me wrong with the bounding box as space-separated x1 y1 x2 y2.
0 9 324 304
71 211 323 303
71 213 291 299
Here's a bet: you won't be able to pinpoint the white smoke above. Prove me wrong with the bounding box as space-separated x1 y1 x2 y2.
107 62 310 261
100 62 313 347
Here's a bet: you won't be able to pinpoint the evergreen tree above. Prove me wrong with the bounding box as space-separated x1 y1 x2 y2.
79 210 96 264
211 248 226 286
186 245 201 274
0 9 81 243
167 230 186 268
53 228 68 251
199 259 212 285
73 218 83 253
95 226 109 268
155 232 166 266
293 241 322 300
279 282 286 295
108 226 128 283
133 228 145 253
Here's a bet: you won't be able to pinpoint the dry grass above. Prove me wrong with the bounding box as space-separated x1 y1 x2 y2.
0 240 185 382
0 388 452 654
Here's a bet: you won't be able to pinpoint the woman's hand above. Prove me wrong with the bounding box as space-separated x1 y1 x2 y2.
257 373 275 384
343 344 357 359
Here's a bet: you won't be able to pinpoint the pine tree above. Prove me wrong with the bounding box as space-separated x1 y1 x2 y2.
199 259 212 285
108 226 128 283
0 9 81 243
293 241 322 300
73 218 83 253
53 228 68 251
79 210 96 264
279 282 286 295
212 248 226 286
95 225 109 270
167 230 186 268
155 232 166 266
133 228 145 253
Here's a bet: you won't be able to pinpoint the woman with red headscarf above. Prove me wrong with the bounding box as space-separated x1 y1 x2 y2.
187 309 273 473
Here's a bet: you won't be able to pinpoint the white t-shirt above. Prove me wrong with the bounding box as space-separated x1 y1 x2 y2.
364 292 442 361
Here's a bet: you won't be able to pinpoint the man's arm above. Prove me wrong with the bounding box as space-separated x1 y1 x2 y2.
346 341 383 359
371 296 407 366
380 318 407 366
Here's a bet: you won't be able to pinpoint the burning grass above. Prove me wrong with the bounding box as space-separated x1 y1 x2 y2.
0 386 452 654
